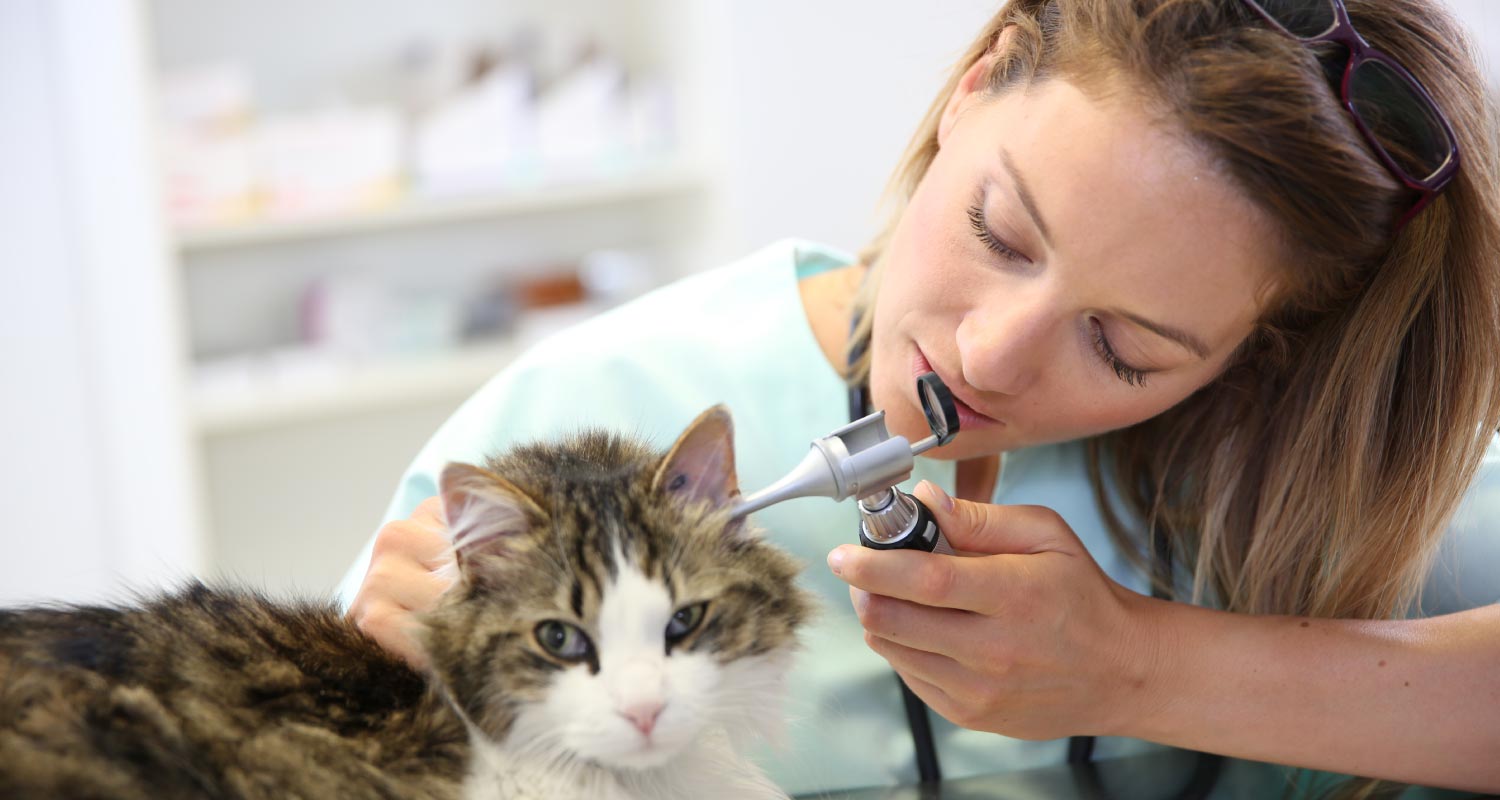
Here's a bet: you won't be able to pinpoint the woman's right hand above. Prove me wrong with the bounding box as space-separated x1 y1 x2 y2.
347 496 457 670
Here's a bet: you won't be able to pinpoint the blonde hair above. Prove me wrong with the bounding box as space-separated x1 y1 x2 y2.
850 0 1500 620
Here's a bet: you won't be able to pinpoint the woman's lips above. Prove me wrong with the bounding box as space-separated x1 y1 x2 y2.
912 348 1002 430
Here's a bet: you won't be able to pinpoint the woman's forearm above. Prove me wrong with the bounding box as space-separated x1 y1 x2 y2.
1121 598 1500 791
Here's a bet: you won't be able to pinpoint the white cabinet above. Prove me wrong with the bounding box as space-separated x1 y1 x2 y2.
136 0 1005 598
146 0 718 595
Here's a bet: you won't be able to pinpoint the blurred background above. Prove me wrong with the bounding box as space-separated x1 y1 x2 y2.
2 0 1496 605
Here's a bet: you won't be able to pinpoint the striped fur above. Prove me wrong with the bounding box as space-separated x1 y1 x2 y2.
0 407 811 799
428 407 813 797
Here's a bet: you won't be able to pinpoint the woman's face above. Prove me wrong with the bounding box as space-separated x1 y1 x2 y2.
870 72 1282 459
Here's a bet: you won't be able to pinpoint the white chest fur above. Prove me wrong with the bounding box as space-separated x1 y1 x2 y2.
462 725 789 800
448 558 800 800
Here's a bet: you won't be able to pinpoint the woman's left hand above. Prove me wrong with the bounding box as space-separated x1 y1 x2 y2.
827 481 1164 740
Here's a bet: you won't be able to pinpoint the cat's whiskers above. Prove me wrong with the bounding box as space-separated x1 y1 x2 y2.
436 420 811 797
2 414 810 800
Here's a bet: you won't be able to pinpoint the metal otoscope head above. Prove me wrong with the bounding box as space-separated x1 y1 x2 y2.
729 372 959 519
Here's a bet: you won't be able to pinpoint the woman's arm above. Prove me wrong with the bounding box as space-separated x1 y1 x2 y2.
1131 598 1500 791
831 481 1500 793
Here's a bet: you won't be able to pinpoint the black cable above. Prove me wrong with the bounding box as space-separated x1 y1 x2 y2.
1067 734 1096 764
1179 752 1224 800
1073 748 1223 800
841 318 1222 795
899 675 943 784
849 377 943 784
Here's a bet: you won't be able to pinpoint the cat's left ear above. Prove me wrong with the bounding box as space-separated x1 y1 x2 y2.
439 462 547 571
652 404 740 509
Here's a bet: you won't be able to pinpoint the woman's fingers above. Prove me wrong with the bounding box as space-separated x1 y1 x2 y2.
356 598 433 670
849 585 993 658
349 497 458 670
914 481 1081 557
831 544 1041 614
362 548 454 612
892 670 962 728
831 492 1152 740
860 634 980 726
390 496 454 571
828 488 1089 613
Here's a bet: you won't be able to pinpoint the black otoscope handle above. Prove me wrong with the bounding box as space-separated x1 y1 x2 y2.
857 492 955 555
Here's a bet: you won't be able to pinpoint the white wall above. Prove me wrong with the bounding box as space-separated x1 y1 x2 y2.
153 0 1005 598
0 0 200 605
3 0 1497 604
1447 0 1500 85
691 1 1001 263
697 0 1499 262
147 0 658 110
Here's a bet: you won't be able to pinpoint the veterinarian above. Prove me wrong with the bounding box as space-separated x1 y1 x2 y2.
340 0 1500 794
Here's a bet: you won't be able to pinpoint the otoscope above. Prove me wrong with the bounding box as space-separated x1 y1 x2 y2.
730 373 960 554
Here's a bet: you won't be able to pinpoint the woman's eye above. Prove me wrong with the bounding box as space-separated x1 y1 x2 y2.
967 204 1029 263
1090 320 1150 388
535 620 594 661
665 602 707 643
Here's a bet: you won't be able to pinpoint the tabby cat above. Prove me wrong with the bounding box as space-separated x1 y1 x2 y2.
0 406 813 799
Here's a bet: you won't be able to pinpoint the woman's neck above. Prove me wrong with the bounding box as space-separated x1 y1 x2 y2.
955 456 1000 502
798 263 866 374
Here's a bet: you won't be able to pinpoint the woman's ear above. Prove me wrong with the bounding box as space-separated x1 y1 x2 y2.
938 26 1017 148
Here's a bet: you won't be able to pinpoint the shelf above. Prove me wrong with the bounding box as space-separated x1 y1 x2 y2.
174 160 705 253
190 306 601 434
191 341 514 435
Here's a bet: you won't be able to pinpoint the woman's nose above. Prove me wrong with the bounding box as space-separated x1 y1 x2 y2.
955 304 1052 396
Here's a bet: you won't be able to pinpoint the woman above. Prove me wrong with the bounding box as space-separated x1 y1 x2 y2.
342 0 1500 793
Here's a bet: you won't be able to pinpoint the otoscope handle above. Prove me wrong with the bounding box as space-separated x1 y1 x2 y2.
857 492 955 555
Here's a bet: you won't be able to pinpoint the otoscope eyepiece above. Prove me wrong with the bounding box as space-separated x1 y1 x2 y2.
918 373 959 447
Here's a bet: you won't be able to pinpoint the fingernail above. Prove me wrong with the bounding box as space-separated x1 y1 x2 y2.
827 547 847 575
921 480 955 513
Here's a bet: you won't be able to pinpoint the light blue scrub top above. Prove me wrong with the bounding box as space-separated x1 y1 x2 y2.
337 239 1500 795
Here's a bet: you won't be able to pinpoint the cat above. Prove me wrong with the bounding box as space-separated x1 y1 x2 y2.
0 406 814 800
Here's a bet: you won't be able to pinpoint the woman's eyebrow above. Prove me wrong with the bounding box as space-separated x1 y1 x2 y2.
1000 147 1209 361
1001 148 1053 248
1114 310 1211 359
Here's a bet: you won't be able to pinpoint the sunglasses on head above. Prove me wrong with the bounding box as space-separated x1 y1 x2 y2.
1238 0 1461 230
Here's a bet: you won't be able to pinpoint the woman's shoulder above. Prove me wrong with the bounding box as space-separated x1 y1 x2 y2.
413 239 850 470
517 238 847 367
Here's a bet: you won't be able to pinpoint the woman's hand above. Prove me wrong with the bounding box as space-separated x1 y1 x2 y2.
347 496 457 670
827 481 1162 740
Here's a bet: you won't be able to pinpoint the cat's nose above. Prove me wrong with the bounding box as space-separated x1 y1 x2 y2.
621 701 664 737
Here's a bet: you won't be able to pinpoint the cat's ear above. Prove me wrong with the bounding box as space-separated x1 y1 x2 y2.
652 404 740 509
439 462 546 569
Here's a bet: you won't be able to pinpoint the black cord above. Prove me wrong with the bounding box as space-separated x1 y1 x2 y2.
1072 747 1223 800
1067 735 1096 764
899 676 943 784
843 320 1221 796
1179 753 1224 800
849 378 943 784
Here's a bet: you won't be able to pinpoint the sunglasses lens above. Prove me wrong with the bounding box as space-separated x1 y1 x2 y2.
1250 0 1338 39
1350 59 1456 183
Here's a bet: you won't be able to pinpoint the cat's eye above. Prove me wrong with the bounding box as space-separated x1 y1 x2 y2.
535 620 594 662
665 602 707 643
